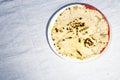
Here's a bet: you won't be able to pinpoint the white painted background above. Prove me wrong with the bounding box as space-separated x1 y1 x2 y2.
0 0 120 80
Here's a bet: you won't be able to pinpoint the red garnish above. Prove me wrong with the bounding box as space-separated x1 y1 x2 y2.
108 25 110 40
100 47 106 54
83 4 96 10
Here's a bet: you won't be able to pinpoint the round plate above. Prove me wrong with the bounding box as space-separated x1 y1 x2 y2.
46 3 110 62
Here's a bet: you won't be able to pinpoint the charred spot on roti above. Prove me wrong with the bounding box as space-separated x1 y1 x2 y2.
52 38 55 41
76 27 78 35
70 53 73 56
55 28 58 32
98 41 107 45
62 39 65 41
76 49 82 56
73 6 78 10
100 33 107 37
66 27 69 30
59 29 63 32
78 38 81 43
68 7 71 10
79 17 82 20
68 18 85 29
103 42 106 44
84 38 94 48
58 47 61 50
66 27 73 33
79 26 89 32
80 22 85 27
68 36 72 39
84 31 88 34
91 36 96 40
60 13 62 16
56 44 62 50
67 24 69 26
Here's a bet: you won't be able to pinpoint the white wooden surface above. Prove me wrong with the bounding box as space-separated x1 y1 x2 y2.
0 0 120 80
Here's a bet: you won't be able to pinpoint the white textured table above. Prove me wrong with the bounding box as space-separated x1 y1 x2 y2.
0 0 120 80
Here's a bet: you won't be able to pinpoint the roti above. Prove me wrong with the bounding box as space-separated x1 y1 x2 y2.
50 4 110 61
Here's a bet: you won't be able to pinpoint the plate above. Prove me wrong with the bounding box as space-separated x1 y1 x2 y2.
46 3 110 62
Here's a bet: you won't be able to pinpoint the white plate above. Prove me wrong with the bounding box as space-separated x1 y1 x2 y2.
46 3 110 62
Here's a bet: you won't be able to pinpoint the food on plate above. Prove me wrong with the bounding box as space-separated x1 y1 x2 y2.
49 3 110 61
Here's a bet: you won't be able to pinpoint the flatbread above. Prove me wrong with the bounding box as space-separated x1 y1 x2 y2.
51 4 110 60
